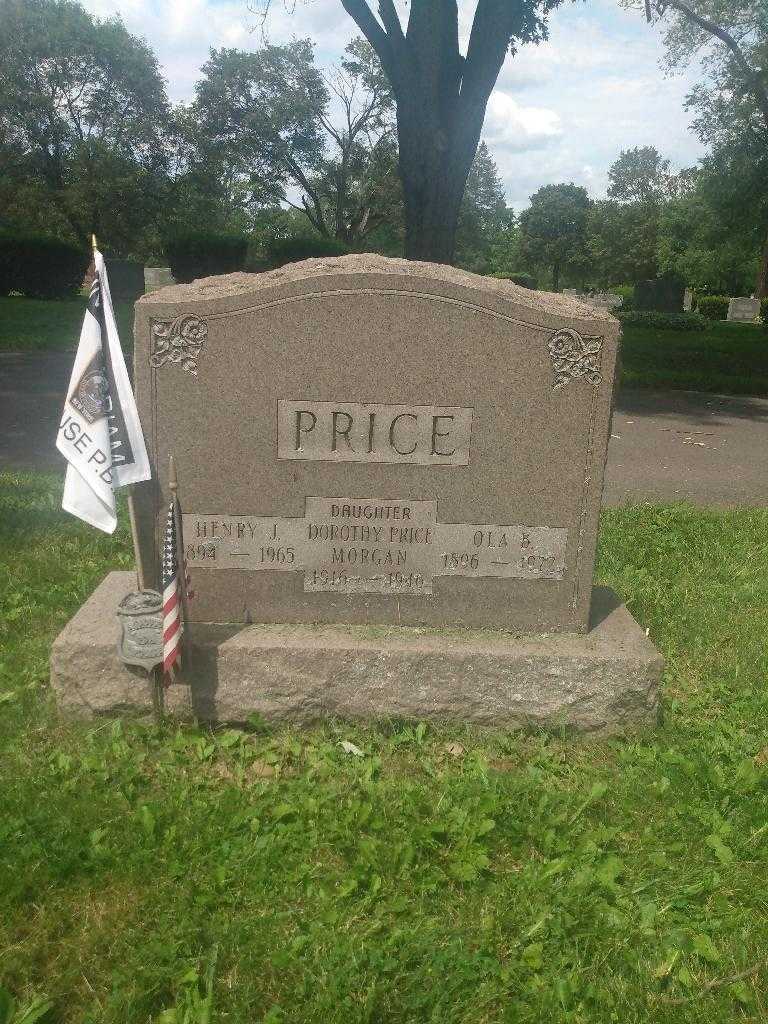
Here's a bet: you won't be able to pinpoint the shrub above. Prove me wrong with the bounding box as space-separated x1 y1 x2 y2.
0 234 89 299
163 231 248 283
617 310 707 332
266 235 350 268
491 271 537 290
611 284 634 311
761 297 768 330
105 259 144 302
697 295 729 321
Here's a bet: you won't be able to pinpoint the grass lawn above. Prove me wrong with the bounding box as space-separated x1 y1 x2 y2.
621 320 768 396
2 473 768 1022
0 296 134 353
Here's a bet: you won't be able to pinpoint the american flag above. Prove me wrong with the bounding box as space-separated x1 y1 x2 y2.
161 499 185 680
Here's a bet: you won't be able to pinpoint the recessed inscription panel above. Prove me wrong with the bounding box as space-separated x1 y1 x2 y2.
277 401 473 466
185 514 304 570
435 523 567 580
302 497 437 594
183 499 567 596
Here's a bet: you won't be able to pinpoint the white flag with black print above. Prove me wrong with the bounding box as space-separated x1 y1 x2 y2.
56 249 150 532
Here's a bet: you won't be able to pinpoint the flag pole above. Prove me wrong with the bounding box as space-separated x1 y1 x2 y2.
96 232 158 716
169 454 192 670
94 232 149 591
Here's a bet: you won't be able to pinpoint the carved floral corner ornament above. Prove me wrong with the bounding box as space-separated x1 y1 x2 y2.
150 314 208 376
547 328 603 391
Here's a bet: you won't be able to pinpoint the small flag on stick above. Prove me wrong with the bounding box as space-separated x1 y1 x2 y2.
161 500 184 681
56 238 150 532
162 455 192 682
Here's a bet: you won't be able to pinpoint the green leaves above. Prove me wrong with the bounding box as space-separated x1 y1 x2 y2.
0 989 53 1024
691 932 721 964
705 833 735 865
156 948 217 1024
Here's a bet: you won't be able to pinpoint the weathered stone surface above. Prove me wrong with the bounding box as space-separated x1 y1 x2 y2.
132 254 621 633
51 572 663 733
144 267 175 293
727 297 760 322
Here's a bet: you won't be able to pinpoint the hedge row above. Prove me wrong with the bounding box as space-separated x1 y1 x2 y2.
267 235 350 267
163 232 248 283
697 295 730 321
0 235 89 299
162 231 353 281
617 310 707 332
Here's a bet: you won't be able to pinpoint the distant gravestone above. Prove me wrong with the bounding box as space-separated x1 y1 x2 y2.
144 267 175 293
581 292 622 310
683 288 693 311
635 276 685 314
727 297 760 322
52 256 663 731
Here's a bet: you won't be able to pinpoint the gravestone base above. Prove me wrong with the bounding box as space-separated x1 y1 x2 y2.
51 571 663 734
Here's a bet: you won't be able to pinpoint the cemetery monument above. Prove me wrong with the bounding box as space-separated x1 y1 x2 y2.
727 297 760 322
51 255 663 732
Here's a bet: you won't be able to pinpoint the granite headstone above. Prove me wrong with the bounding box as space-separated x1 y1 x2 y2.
131 256 620 633
52 255 663 730
727 297 760 322
144 267 176 293
635 275 685 314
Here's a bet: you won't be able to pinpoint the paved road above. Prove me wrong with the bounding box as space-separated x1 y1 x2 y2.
1 351 766 506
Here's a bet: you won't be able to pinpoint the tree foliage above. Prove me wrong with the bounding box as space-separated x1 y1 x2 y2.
588 199 661 285
519 183 591 290
0 0 171 252
630 0 768 294
607 146 680 205
455 142 510 270
187 38 398 244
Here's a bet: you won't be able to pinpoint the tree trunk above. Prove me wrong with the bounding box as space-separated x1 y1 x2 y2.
756 224 768 300
395 71 484 264
552 262 561 292
399 138 467 263
340 0 512 264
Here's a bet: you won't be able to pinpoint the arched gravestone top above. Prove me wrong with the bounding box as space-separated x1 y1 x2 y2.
133 255 620 633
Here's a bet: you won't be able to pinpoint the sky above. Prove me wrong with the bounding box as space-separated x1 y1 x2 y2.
82 0 707 209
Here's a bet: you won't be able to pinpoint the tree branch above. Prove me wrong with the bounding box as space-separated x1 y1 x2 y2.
339 0 396 80
377 0 406 53
284 155 328 235
461 0 513 116
658 0 768 129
